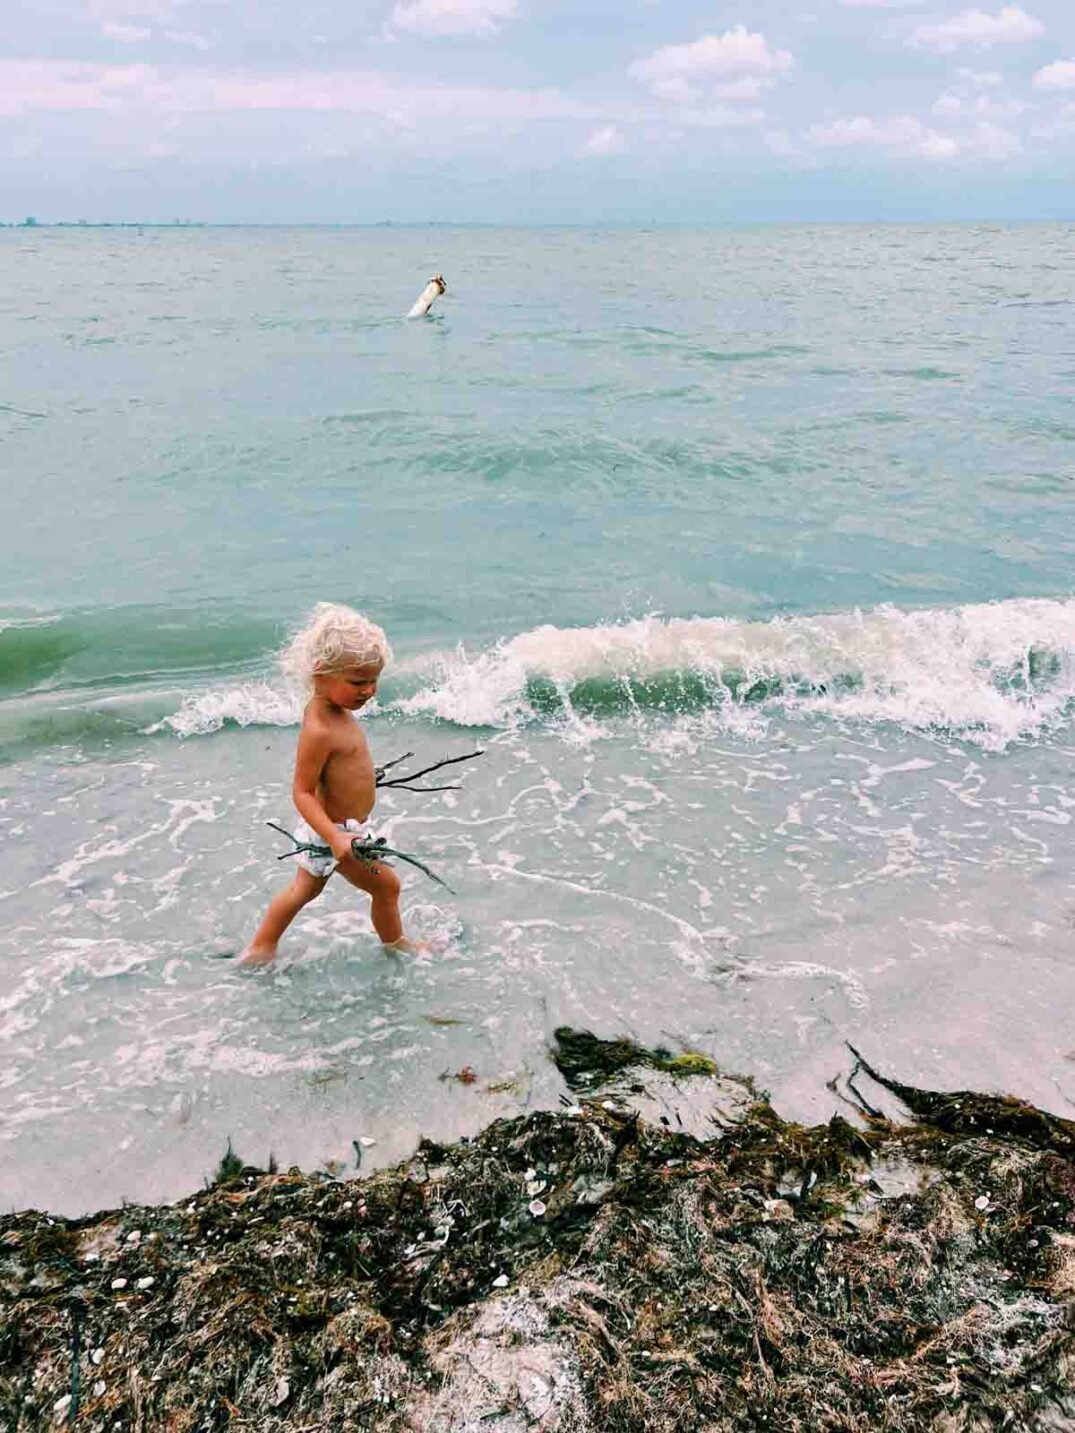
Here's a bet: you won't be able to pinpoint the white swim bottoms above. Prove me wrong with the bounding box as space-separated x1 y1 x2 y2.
292 817 371 879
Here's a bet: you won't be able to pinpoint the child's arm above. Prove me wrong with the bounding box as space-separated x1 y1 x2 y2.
291 722 353 863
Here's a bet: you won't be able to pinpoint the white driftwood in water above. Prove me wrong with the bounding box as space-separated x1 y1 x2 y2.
406 274 446 318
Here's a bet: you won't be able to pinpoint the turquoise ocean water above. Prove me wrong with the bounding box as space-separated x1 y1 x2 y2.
3 223 1075 1215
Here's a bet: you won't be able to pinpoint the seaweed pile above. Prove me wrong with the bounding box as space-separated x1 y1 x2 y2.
3 1030 1074 1430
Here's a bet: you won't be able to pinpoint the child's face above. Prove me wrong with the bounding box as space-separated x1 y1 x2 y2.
314 660 383 711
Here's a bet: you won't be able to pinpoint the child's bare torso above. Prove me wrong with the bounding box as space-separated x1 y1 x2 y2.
309 705 377 822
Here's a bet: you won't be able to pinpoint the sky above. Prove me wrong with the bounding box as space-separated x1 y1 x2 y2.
2 1 1074 223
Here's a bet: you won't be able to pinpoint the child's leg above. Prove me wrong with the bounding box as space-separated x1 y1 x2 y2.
336 852 423 951
240 868 328 966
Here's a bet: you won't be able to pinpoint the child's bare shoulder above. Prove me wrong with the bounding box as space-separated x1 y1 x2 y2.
299 700 338 743
300 701 362 749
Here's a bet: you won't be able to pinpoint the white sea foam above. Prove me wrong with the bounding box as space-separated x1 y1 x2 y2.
398 644 534 728
397 597 1075 749
153 598 1075 750
151 682 303 737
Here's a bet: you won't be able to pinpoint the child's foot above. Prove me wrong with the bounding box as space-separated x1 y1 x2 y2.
383 937 431 956
237 945 277 968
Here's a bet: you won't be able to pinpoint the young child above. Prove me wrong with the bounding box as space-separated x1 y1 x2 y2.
240 603 424 966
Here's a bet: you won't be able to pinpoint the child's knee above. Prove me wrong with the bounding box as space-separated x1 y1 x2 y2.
371 863 401 900
288 874 326 908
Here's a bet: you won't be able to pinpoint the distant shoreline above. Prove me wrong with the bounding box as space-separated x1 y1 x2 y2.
3 216 1074 231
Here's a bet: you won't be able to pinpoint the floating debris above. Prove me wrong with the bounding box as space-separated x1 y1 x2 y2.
406 273 447 319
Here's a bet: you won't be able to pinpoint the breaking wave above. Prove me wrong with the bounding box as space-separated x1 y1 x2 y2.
151 683 302 738
156 598 1075 751
399 598 1075 749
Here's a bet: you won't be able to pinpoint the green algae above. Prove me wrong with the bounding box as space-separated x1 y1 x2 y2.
551 1026 720 1089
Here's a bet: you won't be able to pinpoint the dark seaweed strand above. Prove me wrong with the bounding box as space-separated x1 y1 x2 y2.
67 1307 80 1427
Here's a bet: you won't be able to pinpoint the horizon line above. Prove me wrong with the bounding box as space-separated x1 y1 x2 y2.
4 216 1075 230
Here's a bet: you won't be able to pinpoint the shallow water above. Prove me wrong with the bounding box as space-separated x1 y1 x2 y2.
3 224 1075 1214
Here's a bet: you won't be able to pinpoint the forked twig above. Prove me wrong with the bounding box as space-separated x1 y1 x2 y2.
375 752 414 780
376 749 484 792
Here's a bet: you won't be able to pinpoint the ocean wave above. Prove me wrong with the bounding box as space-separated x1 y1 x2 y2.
150 683 302 738
0 607 278 697
0 614 79 695
398 598 1075 749
149 598 1075 751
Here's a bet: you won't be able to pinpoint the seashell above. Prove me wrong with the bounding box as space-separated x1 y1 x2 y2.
528 1200 547 1218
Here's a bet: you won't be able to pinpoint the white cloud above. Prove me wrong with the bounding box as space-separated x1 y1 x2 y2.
582 124 625 156
163 30 213 50
629 26 792 105
955 67 1002 85
804 110 1023 161
932 70 1024 117
389 0 518 37
932 89 1023 115
807 114 960 158
908 7 1044 54
1030 99 1075 138
963 119 1021 155
1033 59 1075 91
709 76 767 102
89 0 217 21
0 59 589 127
672 105 767 128
101 22 151 42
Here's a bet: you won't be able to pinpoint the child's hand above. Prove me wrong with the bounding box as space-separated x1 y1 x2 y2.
330 833 354 863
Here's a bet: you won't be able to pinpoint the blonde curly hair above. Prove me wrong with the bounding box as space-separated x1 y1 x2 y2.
279 603 393 689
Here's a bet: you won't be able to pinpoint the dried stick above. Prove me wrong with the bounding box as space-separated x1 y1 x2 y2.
376 749 484 792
